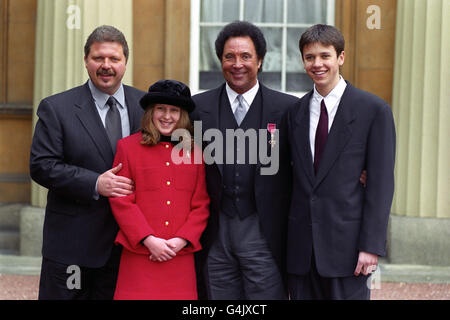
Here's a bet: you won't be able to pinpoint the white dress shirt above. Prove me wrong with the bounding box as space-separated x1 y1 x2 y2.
225 81 260 115
309 76 347 159
88 79 130 138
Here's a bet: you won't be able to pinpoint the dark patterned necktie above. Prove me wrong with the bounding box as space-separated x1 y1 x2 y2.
105 96 122 154
314 99 328 174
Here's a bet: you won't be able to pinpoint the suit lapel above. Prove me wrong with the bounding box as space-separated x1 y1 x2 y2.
74 82 114 166
293 91 315 186
257 84 284 175
314 83 356 188
124 85 142 133
199 85 223 176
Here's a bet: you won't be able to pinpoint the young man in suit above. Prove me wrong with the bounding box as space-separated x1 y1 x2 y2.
286 24 396 299
30 25 145 300
190 21 299 300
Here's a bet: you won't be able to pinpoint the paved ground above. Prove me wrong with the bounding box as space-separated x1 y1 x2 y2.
0 274 449 300
1 255 449 300
0 274 39 300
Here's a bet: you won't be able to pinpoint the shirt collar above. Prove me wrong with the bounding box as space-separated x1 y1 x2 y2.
88 79 126 110
225 80 260 107
312 76 347 110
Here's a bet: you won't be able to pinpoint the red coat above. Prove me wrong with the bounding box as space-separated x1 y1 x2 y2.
109 132 209 299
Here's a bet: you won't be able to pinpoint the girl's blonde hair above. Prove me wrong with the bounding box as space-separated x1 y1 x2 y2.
140 104 194 151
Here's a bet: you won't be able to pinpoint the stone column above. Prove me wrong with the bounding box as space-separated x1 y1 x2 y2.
24 0 133 256
389 0 450 265
164 0 191 84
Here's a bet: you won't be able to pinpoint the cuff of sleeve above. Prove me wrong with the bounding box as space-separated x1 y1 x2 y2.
93 177 100 200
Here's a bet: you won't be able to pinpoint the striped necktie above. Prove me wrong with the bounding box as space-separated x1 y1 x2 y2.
234 94 246 126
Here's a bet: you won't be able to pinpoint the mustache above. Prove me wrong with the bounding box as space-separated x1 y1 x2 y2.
97 69 116 76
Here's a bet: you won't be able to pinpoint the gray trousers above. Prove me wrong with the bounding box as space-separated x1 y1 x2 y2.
205 212 286 300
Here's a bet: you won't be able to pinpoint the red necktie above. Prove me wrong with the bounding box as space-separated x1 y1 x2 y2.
314 99 328 174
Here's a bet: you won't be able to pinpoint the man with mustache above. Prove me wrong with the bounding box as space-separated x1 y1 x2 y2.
30 25 145 299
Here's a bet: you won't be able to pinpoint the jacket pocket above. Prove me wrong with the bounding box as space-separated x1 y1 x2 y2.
135 167 163 191
174 165 197 192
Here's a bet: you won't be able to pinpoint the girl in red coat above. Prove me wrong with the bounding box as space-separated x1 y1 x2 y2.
109 80 209 300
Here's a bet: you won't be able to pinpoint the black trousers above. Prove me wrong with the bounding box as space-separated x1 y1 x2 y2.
288 252 370 300
38 245 121 300
205 212 286 300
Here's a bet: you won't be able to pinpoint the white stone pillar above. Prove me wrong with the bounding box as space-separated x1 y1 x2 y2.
389 0 450 265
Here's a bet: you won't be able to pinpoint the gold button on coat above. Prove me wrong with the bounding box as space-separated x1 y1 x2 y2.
166 181 171 186
165 221 169 226
166 200 171 205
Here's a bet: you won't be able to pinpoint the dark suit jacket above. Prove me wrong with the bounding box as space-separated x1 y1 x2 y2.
190 83 299 280
30 81 145 268
286 81 396 278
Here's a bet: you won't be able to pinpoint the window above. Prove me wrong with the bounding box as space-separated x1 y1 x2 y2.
190 0 335 96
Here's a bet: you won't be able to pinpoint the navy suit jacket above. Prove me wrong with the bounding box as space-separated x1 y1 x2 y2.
286 82 396 277
30 82 145 268
190 83 299 281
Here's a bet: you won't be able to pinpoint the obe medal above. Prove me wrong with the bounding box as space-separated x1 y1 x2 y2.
267 123 276 148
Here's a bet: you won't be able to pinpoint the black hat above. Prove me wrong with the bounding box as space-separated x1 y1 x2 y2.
139 79 195 113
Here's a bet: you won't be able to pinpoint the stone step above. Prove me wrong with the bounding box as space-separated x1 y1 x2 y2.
0 229 20 252
0 203 23 229
0 249 19 256
0 254 42 275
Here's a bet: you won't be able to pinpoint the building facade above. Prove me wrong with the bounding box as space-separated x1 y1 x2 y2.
0 0 448 266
